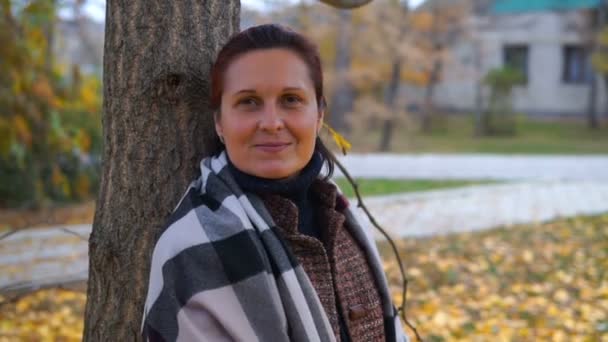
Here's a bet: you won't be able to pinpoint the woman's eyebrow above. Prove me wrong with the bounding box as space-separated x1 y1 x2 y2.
233 89 256 95
233 87 306 95
283 87 306 92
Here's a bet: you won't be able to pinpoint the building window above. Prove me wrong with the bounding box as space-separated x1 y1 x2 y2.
563 46 592 84
503 45 529 84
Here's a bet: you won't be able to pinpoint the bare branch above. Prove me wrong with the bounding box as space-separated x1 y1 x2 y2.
0 229 18 241
60 227 89 241
0 280 87 308
319 0 374 9
332 157 423 341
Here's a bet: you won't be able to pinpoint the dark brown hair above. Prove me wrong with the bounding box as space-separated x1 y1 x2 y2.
209 24 335 178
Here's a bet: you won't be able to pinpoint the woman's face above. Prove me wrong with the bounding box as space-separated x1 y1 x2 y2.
216 48 324 179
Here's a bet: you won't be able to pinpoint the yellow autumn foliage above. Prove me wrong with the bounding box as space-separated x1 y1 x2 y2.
73 174 91 200
1 0 102 205
51 166 71 198
0 289 85 341
31 77 55 105
0 117 13 156
380 214 608 341
13 115 32 147
74 129 92 153
324 123 352 155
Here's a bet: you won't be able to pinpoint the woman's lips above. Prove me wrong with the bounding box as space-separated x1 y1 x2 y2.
254 142 291 153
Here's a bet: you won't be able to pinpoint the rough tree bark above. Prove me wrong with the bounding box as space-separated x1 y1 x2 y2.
83 1 240 340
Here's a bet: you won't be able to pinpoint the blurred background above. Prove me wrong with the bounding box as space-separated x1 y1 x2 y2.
1 0 608 340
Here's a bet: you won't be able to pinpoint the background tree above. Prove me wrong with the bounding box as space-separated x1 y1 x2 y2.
350 0 414 151
482 67 525 135
413 0 470 133
328 9 355 134
0 0 102 208
559 5 603 130
591 2 608 128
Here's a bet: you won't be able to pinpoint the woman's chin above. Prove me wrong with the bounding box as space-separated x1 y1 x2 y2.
251 165 300 180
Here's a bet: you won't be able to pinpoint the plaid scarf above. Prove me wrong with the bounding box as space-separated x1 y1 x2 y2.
141 151 407 342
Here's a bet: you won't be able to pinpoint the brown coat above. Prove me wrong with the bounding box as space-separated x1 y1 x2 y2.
261 180 386 342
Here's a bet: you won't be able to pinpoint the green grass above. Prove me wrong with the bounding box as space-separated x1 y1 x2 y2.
334 178 493 198
346 114 608 154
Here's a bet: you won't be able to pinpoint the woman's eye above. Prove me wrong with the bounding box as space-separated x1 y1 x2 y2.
237 97 259 108
282 94 303 107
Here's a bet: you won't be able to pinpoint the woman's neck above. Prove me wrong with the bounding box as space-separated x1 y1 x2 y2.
227 152 323 201
228 152 325 240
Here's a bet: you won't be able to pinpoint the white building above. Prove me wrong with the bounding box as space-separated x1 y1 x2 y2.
433 0 605 117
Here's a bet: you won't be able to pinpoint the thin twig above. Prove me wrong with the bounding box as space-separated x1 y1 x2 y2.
0 214 43 242
0 282 87 308
333 156 423 342
0 229 18 241
60 227 89 241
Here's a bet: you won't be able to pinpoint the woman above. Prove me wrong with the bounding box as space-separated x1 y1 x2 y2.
142 24 407 342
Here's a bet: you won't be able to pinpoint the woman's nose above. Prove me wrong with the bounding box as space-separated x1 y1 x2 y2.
258 104 284 132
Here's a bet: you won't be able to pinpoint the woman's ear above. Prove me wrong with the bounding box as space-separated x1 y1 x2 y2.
317 109 325 135
214 111 223 138
317 97 326 134
213 111 224 144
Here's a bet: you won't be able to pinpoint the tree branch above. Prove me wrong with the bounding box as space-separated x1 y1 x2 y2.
0 229 18 241
0 281 87 308
319 0 374 9
60 227 89 241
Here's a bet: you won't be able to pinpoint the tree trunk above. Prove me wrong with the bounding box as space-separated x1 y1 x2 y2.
379 59 401 152
605 76 608 121
422 59 441 133
83 1 240 340
421 5 440 134
473 41 484 137
329 10 354 134
588 72 600 129
587 6 602 130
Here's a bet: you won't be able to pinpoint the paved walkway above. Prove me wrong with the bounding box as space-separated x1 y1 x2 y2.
360 180 608 238
2 154 608 291
0 225 90 292
336 154 608 181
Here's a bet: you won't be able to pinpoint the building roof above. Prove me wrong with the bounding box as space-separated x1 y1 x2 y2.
492 0 600 14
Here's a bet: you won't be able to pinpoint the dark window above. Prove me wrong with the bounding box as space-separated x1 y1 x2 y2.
503 45 529 84
563 46 592 84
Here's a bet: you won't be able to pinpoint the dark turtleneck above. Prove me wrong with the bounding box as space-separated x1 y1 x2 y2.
226 152 325 240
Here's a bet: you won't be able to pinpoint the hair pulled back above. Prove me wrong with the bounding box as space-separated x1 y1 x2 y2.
209 24 335 178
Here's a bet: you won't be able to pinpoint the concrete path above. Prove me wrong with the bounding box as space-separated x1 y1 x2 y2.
359 180 608 238
2 153 608 291
0 225 90 292
336 154 608 181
